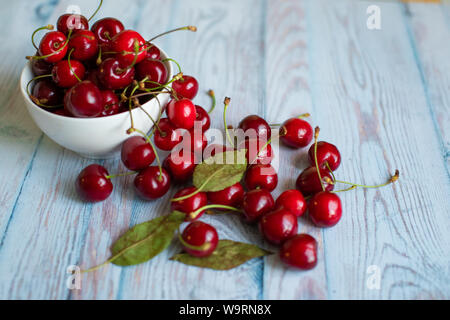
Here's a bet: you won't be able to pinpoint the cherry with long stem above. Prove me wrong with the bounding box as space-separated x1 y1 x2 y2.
208 89 216 114
270 113 310 127
223 97 234 147
88 0 103 22
67 48 82 83
145 25 197 45
27 29 73 61
313 126 325 192
129 127 164 180
31 24 54 50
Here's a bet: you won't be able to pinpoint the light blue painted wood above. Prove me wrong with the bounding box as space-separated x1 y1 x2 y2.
0 0 449 300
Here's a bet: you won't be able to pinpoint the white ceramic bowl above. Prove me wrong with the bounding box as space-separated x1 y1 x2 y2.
20 49 172 159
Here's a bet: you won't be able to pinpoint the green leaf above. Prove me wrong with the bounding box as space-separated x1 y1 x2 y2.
193 149 247 192
110 211 185 266
170 240 272 270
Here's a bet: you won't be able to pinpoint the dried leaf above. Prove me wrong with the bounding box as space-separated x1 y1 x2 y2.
110 211 185 266
193 150 247 192
170 239 272 270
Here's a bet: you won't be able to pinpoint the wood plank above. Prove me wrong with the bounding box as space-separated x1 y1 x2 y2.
262 0 328 299
304 0 450 299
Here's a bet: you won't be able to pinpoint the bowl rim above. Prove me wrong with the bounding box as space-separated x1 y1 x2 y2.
20 46 173 123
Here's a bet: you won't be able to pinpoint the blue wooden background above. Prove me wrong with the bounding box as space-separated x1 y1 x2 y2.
0 0 449 299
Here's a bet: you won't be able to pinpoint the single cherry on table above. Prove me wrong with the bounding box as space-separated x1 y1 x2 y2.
259 208 298 245
181 221 218 257
308 191 342 227
279 118 313 148
76 164 113 202
242 189 275 223
280 234 318 270
134 166 171 200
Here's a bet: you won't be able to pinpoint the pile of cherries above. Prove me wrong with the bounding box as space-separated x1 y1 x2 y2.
27 1 195 118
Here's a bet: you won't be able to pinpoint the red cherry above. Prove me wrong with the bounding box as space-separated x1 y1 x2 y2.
85 68 101 87
91 17 124 46
56 13 88 35
32 79 63 107
31 56 53 76
166 98 196 129
171 186 208 221
111 30 147 66
146 44 161 60
99 90 120 116
275 189 306 217
121 136 155 171
172 75 199 100
64 81 103 117
203 144 233 158
180 129 208 155
280 234 318 270
98 57 135 89
245 164 278 191
207 182 244 209
259 208 298 245
308 191 342 227
296 166 334 196
51 59 85 88
163 150 196 182
134 166 171 200
76 164 113 202
68 30 98 61
242 189 274 223
181 221 218 257
195 105 210 131
279 118 313 148
238 138 273 165
153 118 183 151
136 58 168 88
308 141 341 171
38 31 68 63
238 115 271 140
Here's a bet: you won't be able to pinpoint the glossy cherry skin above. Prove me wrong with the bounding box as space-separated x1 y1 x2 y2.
195 105 210 131
259 208 298 245
146 44 161 60
32 79 63 107
245 164 278 191
76 164 113 202
280 234 318 270
64 81 104 117
134 166 171 200
31 56 53 76
38 31 68 63
172 75 199 100
207 182 244 209
136 58 168 88
180 129 208 155
51 59 85 88
171 186 208 221
111 30 147 66
56 13 89 35
308 141 341 171
153 118 183 151
166 98 196 129
91 17 124 46
279 118 313 148
238 115 271 140
296 166 334 196
238 138 273 165
163 150 196 182
68 30 98 61
99 90 120 116
242 189 275 223
121 136 155 171
275 189 306 217
182 221 218 257
98 57 135 89
308 191 342 227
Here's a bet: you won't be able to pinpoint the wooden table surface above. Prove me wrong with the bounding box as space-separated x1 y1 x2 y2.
0 0 449 300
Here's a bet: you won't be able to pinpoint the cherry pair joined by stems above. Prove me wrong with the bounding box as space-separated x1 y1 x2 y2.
280 234 318 270
171 186 208 221
76 164 113 202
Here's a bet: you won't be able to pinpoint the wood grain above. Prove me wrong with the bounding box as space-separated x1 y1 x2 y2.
0 0 449 300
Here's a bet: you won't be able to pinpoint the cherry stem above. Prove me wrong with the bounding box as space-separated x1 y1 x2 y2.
249 137 272 166
324 161 336 182
162 58 182 75
176 227 212 252
148 96 163 140
145 25 197 45
208 90 216 114
332 185 357 193
313 126 325 192
31 24 54 50
330 170 400 189
96 46 102 66
189 204 241 221
88 0 103 22
170 167 227 202
223 97 234 147
130 127 163 179
106 171 137 179
67 48 82 83
28 29 72 61
117 39 140 73
269 113 310 126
